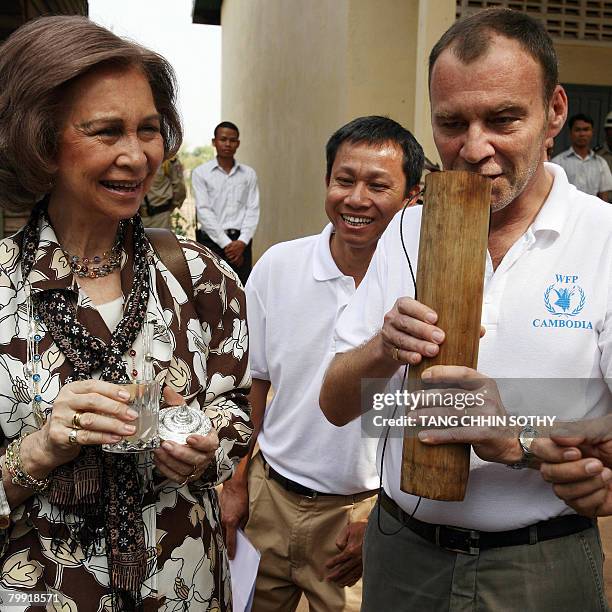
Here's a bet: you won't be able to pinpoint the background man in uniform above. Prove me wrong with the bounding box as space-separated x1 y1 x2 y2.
320 9 612 611
595 110 612 175
193 121 259 284
140 155 186 229
220 116 423 611
551 112 612 201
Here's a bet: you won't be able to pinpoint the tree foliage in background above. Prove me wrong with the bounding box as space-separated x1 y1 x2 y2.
170 145 215 238
179 145 215 188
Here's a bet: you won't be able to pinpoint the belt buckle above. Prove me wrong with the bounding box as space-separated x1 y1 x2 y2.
436 525 480 555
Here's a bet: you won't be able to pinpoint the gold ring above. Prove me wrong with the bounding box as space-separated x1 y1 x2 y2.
392 347 400 361
179 465 198 487
68 429 79 445
72 412 82 430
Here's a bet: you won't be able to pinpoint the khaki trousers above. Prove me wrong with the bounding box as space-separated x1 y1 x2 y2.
245 454 377 612
140 209 172 229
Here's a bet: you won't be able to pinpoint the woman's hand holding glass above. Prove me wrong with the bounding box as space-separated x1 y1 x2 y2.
24 380 139 474
153 387 219 485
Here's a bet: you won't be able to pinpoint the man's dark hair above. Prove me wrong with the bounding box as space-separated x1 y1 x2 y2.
214 121 240 138
568 113 594 129
429 8 558 105
325 116 424 197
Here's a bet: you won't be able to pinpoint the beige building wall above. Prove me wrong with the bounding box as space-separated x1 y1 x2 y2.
221 0 349 257
556 42 612 86
221 1 611 258
221 0 455 258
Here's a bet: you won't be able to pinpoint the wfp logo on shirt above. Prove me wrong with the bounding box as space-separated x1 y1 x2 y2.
532 274 592 330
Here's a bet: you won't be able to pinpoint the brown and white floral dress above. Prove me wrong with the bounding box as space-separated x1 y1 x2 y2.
0 216 252 611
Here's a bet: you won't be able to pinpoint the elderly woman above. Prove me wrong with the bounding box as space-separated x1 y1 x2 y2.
0 16 251 611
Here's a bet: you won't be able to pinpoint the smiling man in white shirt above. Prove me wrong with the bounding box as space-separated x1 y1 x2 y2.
220 116 423 612
193 121 260 284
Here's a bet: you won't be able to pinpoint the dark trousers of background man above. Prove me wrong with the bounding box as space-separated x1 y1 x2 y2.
196 228 252 285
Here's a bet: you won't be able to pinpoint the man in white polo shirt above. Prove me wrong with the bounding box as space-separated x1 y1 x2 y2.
320 9 612 611
220 116 423 611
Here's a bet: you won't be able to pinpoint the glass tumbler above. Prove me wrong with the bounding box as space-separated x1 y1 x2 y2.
102 380 161 453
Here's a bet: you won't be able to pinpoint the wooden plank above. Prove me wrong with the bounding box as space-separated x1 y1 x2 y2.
400 170 491 501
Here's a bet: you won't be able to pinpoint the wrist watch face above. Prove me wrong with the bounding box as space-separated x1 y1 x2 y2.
519 426 538 456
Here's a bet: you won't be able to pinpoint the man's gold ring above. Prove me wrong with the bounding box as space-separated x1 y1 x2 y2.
72 412 82 430
68 429 79 445
392 347 400 361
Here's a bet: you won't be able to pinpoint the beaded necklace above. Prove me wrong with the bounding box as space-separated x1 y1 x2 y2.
26 291 46 428
62 221 125 279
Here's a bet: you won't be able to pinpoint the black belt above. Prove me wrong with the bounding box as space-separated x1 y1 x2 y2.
144 198 174 216
225 229 241 240
198 229 246 243
262 455 360 499
380 491 594 555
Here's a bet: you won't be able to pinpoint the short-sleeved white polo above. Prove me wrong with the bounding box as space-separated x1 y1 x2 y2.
334 163 612 530
246 224 379 494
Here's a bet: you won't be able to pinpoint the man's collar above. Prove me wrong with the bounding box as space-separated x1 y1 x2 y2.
312 223 346 281
213 157 240 174
531 163 572 236
568 147 596 160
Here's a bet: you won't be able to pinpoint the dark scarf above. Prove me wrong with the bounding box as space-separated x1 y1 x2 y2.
21 203 151 607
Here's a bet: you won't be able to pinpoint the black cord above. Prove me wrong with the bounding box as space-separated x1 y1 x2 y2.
376 191 424 535
376 189 492 534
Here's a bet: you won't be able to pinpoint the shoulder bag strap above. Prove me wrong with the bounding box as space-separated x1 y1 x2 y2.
145 228 193 298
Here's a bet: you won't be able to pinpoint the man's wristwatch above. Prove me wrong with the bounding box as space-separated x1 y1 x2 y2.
508 426 539 469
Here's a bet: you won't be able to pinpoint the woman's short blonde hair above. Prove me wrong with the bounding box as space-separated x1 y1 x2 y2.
0 15 183 212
